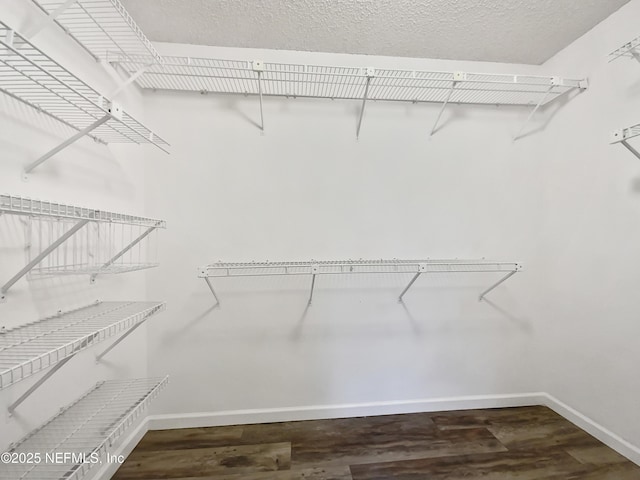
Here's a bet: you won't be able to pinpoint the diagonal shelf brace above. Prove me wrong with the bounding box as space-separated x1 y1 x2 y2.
95 315 148 362
24 112 116 176
513 80 558 141
204 277 220 306
90 223 159 283
478 270 519 301
308 264 319 306
430 72 463 136
621 139 640 160
356 68 375 139
109 65 151 98
26 0 78 38
1 218 90 301
253 60 265 132
8 355 76 414
398 263 427 301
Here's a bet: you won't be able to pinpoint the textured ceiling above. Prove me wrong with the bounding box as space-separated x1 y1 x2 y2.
121 0 630 65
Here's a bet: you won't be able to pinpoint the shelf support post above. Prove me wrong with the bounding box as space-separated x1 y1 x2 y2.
621 139 640 160
513 79 558 140
430 72 463 136
26 0 78 38
95 318 148 362
204 277 220 306
24 112 115 176
308 264 319 306
478 270 518 301
356 68 375 139
90 223 159 283
399 264 426 302
1 218 90 301
8 355 76 414
253 61 265 132
109 65 150 98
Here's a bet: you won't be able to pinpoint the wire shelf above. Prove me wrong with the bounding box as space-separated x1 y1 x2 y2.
0 301 165 390
0 21 168 151
0 194 166 228
30 263 160 276
609 35 640 62
110 54 584 107
0 376 168 480
199 259 522 277
30 0 162 64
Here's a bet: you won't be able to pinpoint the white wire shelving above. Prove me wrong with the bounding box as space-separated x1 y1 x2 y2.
611 122 640 160
0 301 165 413
198 259 522 306
29 0 163 65
109 54 587 138
0 194 166 301
0 21 169 177
609 34 640 63
0 376 168 480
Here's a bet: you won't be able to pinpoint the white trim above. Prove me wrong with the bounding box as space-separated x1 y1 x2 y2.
93 417 149 480
541 393 640 466
147 393 546 430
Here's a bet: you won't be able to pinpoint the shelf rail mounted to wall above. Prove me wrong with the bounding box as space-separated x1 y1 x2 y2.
0 21 169 178
109 53 587 139
0 376 168 480
198 259 522 307
611 123 640 160
609 34 640 64
28 0 164 96
0 301 165 414
0 194 166 301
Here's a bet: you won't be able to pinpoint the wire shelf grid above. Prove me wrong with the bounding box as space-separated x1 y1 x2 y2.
0 301 165 389
0 194 166 227
199 259 522 277
0 22 168 150
0 376 168 480
25 216 161 278
609 35 640 62
30 0 163 64
111 54 584 106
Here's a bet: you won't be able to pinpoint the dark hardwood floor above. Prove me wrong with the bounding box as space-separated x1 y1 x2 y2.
112 406 640 479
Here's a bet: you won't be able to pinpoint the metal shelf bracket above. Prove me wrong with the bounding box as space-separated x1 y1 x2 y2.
430 72 464 136
356 67 375 139
23 107 120 178
398 263 427 302
513 77 559 140
611 128 640 160
1 218 90 301
253 60 265 132
478 269 520 301
89 222 159 283
308 264 319 305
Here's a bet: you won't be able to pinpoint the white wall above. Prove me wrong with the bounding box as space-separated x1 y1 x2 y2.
142 1 640 458
142 44 554 417
526 0 640 451
0 2 155 451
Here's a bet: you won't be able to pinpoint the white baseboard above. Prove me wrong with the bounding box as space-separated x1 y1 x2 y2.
147 393 546 430
96 392 640 480
541 393 640 466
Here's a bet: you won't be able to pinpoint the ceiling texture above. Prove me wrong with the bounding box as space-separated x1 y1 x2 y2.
121 0 630 65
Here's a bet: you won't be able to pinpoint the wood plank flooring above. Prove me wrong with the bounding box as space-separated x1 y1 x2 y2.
112 406 640 479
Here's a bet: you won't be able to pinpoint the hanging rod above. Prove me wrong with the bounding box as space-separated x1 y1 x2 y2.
0 22 169 177
0 376 168 480
0 301 165 413
0 194 165 300
611 123 640 160
198 259 522 306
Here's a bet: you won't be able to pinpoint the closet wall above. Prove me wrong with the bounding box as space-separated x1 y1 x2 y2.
141 44 548 418
142 0 640 455
0 2 149 450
